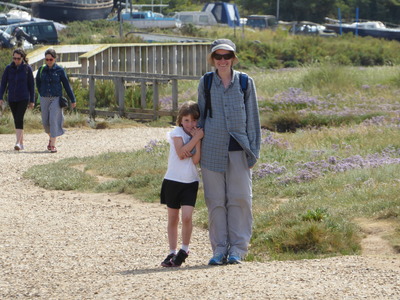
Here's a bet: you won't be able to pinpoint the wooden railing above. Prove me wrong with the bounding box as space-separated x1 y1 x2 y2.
28 42 211 76
28 43 211 121
70 72 201 121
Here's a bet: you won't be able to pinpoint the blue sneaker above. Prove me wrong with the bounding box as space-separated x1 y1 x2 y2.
228 253 241 264
208 253 227 265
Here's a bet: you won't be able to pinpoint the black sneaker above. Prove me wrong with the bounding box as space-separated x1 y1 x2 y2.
171 249 188 267
161 253 175 267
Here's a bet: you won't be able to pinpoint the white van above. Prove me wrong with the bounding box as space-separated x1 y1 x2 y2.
173 11 218 26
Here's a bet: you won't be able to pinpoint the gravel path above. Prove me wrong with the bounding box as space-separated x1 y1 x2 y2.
0 127 399 299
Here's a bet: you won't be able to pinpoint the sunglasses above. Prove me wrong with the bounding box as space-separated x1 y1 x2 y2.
13 57 22 61
45 58 54 62
212 53 235 60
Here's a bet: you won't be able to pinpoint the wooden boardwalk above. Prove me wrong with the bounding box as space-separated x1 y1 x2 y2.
28 43 211 121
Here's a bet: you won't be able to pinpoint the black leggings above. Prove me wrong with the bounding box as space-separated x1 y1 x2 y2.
8 101 29 129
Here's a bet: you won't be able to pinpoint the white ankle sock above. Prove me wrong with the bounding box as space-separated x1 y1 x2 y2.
181 245 189 253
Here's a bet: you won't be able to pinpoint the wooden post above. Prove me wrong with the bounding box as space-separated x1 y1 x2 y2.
162 46 169 74
127 47 133 72
112 47 118 72
149 46 155 74
156 46 162 74
95 53 102 75
176 45 182 75
134 46 141 73
189 46 195 76
172 79 178 123
115 77 125 117
89 75 96 119
81 58 88 87
141 80 147 109
103 48 110 75
170 45 177 75
183 46 189 76
119 47 125 72
152 79 159 120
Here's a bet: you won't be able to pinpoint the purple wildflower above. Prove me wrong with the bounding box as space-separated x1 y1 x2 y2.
273 88 324 108
362 116 386 126
278 146 400 184
159 96 173 110
254 162 287 179
145 139 161 152
262 130 291 149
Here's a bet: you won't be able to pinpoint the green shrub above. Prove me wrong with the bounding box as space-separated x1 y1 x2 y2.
262 111 302 132
95 80 116 109
0 49 12 75
301 208 328 222
71 79 89 109
125 85 153 109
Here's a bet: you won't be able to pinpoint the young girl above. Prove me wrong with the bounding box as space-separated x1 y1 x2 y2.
160 101 204 267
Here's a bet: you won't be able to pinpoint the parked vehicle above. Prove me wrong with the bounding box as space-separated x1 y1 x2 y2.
109 10 181 29
4 21 59 44
0 28 34 49
246 15 277 29
172 11 218 26
325 19 400 41
290 21 337 37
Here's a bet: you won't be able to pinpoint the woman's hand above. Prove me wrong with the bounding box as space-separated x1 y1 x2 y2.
28 102 35 109
71 102 76 109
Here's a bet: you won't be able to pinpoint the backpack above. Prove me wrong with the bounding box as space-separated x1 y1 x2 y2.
38 64 46 78
203 71 248 119
36 64 46 105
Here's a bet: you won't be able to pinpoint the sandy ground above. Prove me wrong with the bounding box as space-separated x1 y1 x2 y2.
0 127 399 300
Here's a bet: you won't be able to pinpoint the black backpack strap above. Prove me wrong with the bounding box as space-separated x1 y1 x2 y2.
203 71 213 119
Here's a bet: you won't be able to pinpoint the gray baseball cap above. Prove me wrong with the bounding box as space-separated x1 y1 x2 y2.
207 39 239 66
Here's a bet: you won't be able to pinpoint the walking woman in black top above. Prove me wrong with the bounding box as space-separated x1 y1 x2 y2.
0 48 35 151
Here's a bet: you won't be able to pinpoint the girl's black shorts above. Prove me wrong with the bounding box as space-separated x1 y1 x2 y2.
160 179 199 209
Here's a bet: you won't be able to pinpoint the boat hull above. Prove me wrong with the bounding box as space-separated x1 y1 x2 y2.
31 1 114 22
326 24 400 41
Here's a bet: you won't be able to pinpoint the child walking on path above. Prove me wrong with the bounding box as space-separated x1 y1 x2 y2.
160 101 204 267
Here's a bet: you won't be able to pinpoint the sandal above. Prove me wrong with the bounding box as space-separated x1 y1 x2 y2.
47 140 51 151
50 146 57 153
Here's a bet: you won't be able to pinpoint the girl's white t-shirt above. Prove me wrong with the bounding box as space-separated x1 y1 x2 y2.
164 126 199 183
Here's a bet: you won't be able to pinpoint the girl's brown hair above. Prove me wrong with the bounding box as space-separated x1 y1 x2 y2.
13 48 28 64
176 101 200 126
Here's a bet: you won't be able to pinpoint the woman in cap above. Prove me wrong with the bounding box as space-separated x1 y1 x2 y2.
197 39 261 265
